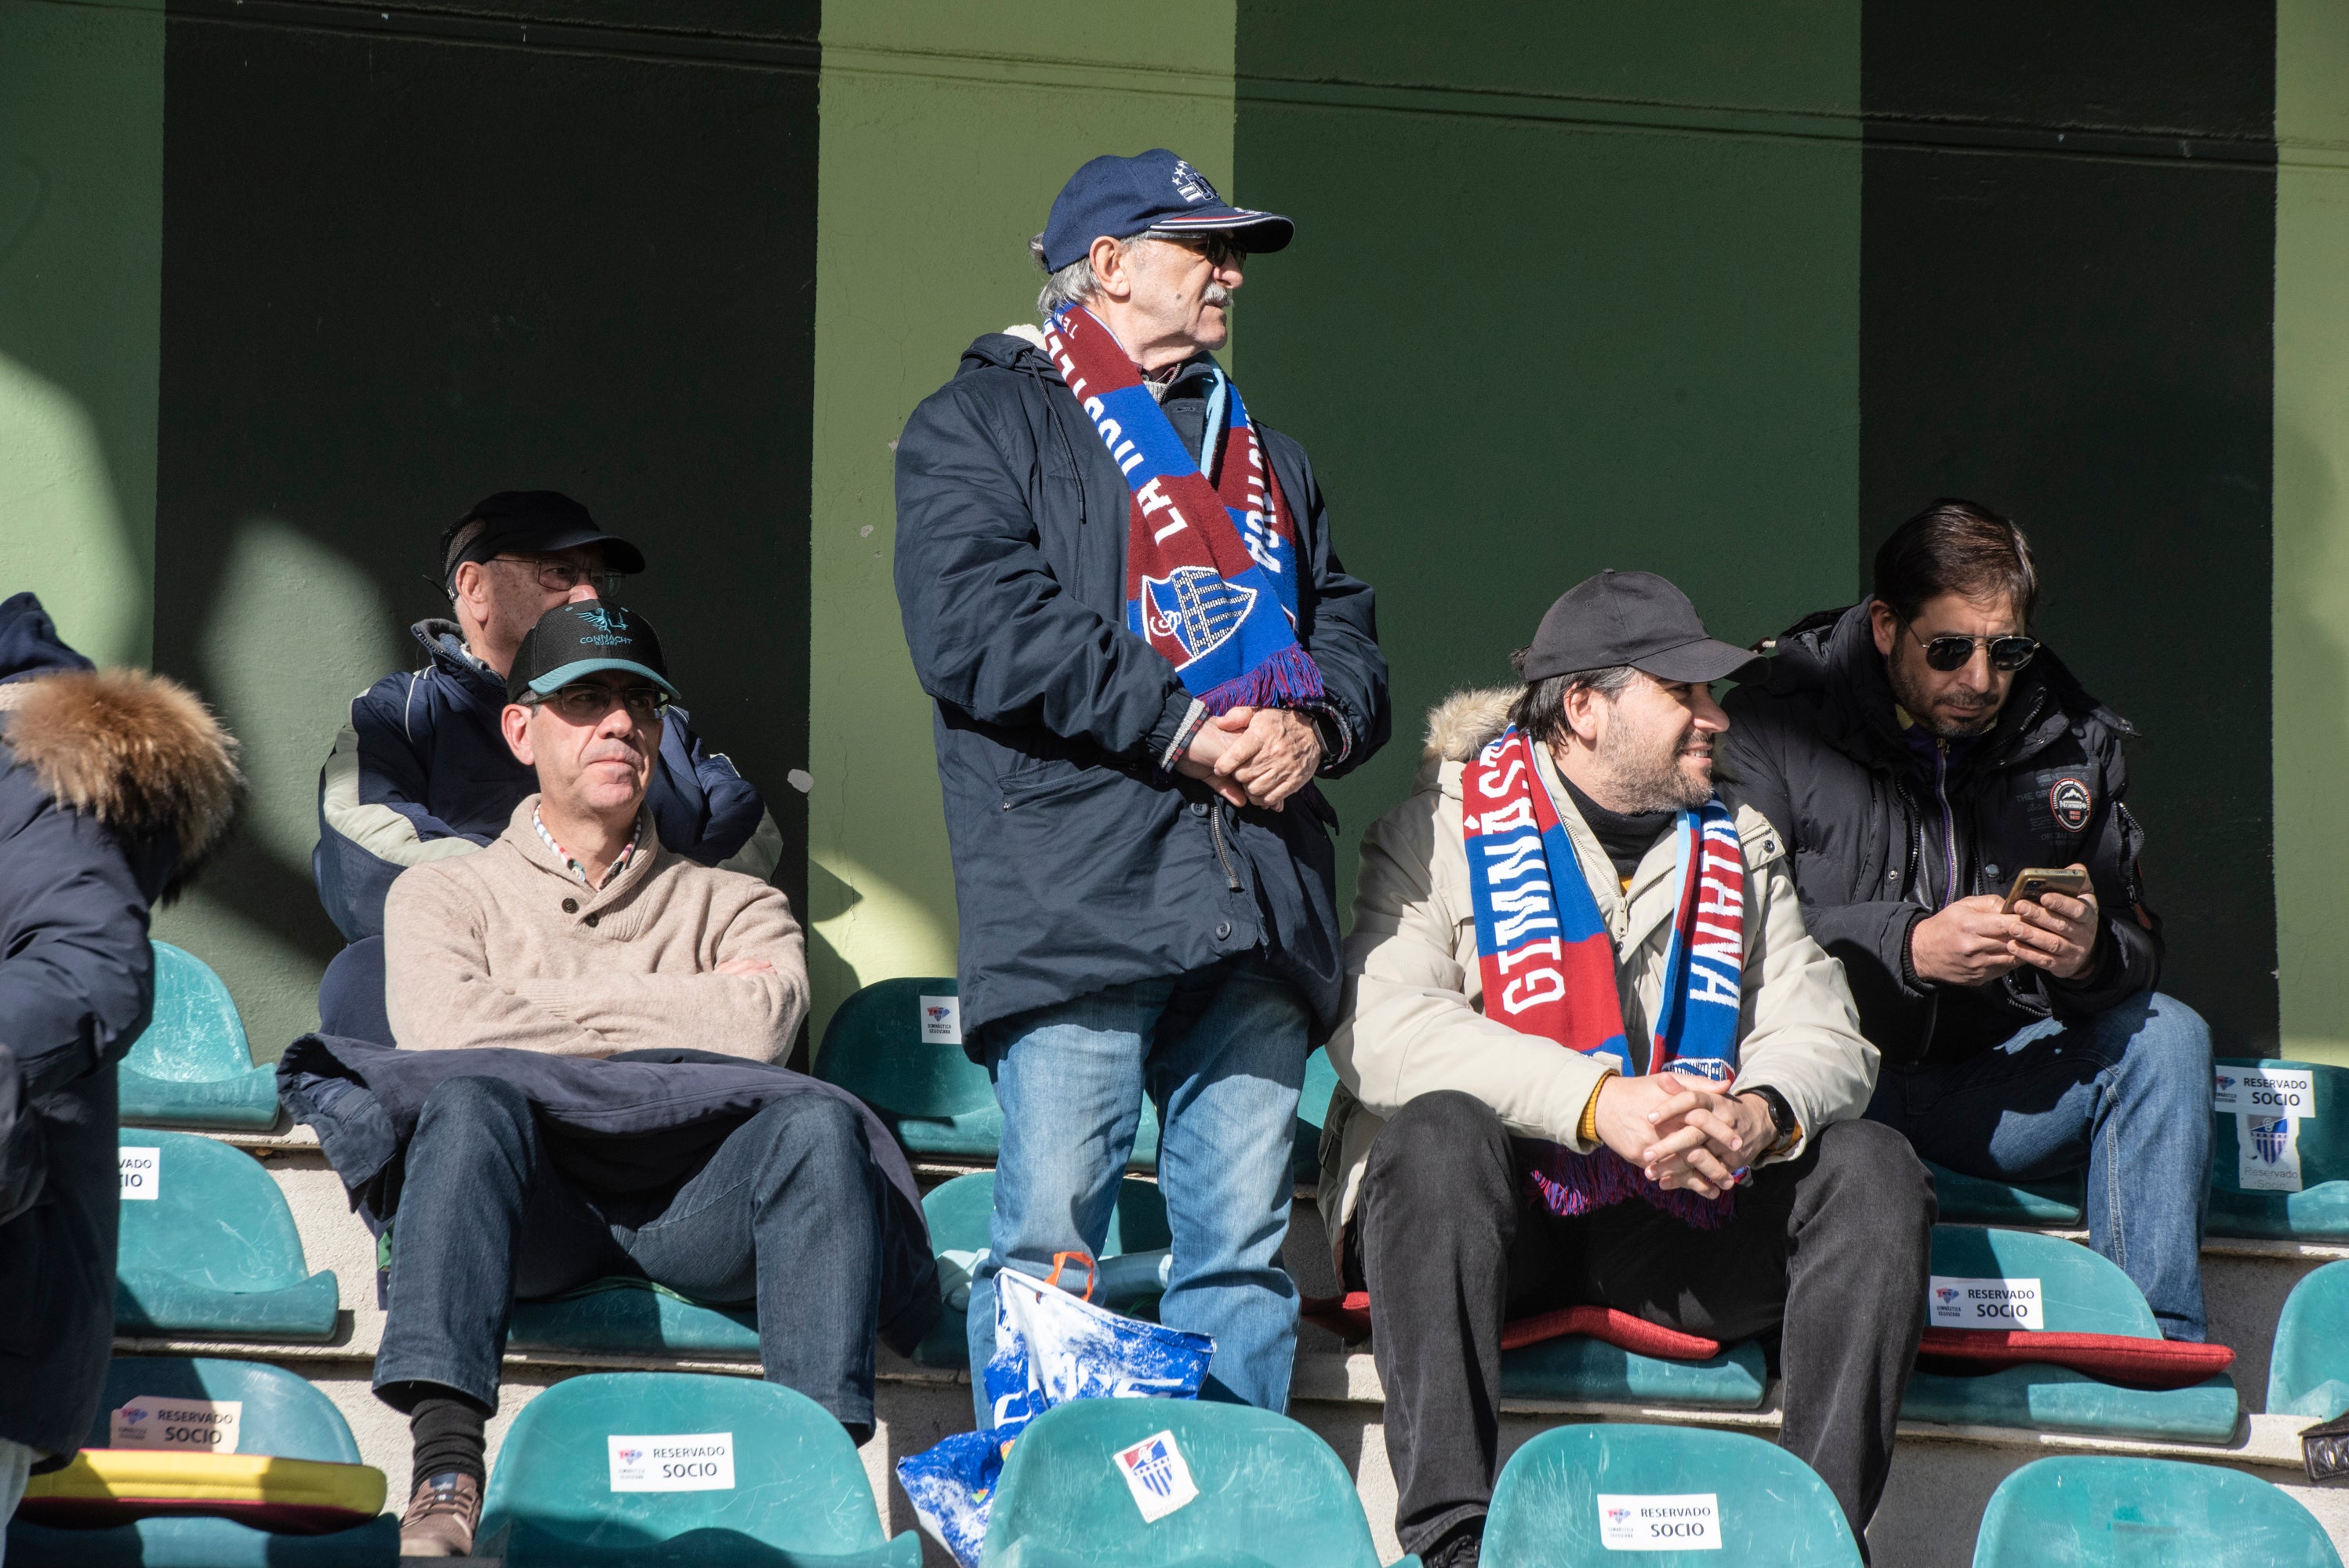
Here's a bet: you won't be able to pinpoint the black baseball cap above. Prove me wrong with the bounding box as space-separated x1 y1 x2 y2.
1522 571 1764 684
1038 149 1294 273
441 490 647 586
505 601 679 705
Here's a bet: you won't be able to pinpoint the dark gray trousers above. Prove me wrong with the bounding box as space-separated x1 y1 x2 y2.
1352 1091 1933 1558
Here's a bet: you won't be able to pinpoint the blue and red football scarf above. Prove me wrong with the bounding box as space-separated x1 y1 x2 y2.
1044 305 1325 713
1462 724 1747 1227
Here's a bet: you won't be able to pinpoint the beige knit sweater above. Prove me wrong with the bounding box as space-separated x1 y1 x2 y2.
383 796 808 1059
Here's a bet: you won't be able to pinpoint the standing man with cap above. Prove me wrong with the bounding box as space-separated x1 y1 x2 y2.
312 490 781 1043
893 150 1389 1418
1321 571 1928 1565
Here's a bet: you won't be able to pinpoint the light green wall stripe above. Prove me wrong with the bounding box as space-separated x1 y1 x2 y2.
2274 0 2349 1065
808 3 1236 1046
0 0 162 667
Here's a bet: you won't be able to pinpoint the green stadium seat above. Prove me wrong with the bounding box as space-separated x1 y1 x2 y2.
1294 1046 1338 1185
115 1131 339 1341
1901 1227 2238 1443
118 942 278 1131
912 1169 1172 1369
1499 1334 1770 1410
6 1355 397 1566
2268 1259 2349 1421
981 1398 1400 1568
506 1279 758 1360
1482 1422 1859 1566
2207 1058 2349 1240
815 978 1160 1168
1970 1456 2341 1566
1924 1159 2086 1227
475 1370 917 1566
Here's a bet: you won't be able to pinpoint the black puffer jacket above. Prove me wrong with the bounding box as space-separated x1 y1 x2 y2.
0 594 241 1460
1719 603 2159 1069
893 331 1389 1043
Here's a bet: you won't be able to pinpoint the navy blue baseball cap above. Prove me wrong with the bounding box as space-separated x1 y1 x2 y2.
1039 150 1294 273
441 490 647 587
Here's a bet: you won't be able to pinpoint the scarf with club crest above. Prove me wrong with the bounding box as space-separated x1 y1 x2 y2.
1043 304 1325 713
1463 724 1748 1226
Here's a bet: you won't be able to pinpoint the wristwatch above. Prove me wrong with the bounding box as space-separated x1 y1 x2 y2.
1742 1085 1801 1158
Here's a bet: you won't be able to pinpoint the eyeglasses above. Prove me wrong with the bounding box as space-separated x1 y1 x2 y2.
1152 233 1247 270
1908 626 2040 673
493 555 625 596
525 684 670 724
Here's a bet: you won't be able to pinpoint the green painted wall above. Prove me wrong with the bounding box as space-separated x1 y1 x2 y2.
0 0 162 667
807 1 1236 1047
2275 0 2349 1064
1234 2 1861 909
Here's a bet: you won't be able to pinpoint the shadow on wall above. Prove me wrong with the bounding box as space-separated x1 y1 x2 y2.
154 517 402 1062
2275 416 2348 1064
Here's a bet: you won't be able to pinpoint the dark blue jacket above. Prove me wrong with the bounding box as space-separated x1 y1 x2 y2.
314 620 779 941
0 593 241 1459
894 332 1390 1041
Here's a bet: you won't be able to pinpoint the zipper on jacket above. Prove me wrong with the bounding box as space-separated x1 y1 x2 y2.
1207 799 1243 891
1933 742 1960 909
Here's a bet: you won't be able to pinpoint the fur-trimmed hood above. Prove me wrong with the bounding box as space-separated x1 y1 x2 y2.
0 594 241 895
1422 686 1516 763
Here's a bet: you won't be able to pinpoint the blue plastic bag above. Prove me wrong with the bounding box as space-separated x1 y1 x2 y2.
897 1258 1214 1566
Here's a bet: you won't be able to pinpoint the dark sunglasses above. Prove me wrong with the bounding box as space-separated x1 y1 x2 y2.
526 683 670 723
1908 626 2040 673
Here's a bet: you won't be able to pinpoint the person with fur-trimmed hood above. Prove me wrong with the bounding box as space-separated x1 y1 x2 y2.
1318 572 1930 1566
0 593 241 1519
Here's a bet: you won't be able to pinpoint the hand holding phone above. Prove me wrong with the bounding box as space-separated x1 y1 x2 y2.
2003 863 2099 980
2003 866 2091 912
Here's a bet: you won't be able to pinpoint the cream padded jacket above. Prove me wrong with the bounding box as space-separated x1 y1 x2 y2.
1317 688 1878 1261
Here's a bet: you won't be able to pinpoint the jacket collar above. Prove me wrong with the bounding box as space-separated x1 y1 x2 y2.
502 794 661 906
410 619 508 702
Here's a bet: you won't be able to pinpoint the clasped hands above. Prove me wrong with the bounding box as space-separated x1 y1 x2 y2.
1592 1073 1780 1201
1174 705 1321 811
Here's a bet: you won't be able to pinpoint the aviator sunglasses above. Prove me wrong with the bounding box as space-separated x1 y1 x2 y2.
1907 625 2040 673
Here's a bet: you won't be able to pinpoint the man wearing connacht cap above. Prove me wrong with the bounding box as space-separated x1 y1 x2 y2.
311 490 780 1044
361 602 918 1555
1318 572 1929 1565
894 149 1390 1421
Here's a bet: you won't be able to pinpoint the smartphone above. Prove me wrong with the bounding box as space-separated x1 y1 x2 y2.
2004 866 2090 911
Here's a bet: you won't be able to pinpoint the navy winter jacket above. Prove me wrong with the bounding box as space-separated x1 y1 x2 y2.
314 620 780 941
0 593 240 1459
894 332 1390 1042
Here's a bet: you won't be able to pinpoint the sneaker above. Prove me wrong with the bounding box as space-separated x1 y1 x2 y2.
1419 1516 1483 1568
399 1469 481 1557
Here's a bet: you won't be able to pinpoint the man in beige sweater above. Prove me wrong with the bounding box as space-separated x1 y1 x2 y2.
374 601 875 1556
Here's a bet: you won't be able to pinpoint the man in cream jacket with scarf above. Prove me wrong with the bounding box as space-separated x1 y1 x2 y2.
1322 572 1932 1567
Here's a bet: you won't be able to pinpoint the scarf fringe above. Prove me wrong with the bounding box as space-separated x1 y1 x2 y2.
1196 641 1327 716
1527 1145 1735 1229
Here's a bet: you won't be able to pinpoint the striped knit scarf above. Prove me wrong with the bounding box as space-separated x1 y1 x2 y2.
1463 724 1746 1227
1043 304 1325 713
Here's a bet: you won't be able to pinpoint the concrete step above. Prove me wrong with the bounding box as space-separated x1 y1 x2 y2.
130 1127 2349 1566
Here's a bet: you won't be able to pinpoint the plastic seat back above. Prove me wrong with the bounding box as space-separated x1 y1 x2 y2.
118 942 278 1130
1924 1159 2085 1226
478 1371 913 1566
1482 1422 1858 1566
982 1399 1383 1568
85 1356 361 1462
1929 1226 2159 1337
2270 1260 2349 1421
818 978 991 1121
924 1170 1171 1257
2209 1058 2349 1237
1971 1456 2341 1566
118 1131 311 1294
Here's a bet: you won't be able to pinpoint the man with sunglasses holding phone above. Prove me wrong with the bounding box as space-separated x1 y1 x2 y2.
1720 498 2213 1341
312 490 780 1043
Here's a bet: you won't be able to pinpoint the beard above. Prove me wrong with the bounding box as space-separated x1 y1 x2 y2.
1594 725 1715 812
1886 650 2001 738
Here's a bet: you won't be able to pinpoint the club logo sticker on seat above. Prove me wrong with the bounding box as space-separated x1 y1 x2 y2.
919 995 962 1046
608 1432 735 1492
2241 1114 2304 1192
110 1398 241 1453
1112 1429 1199 1523
1927 1275 2044 1330
1597 1493 1720 1551
119 1146 160 1200
2213 1066 2315 1116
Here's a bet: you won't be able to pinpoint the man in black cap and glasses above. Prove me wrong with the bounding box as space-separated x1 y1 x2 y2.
1319 569 1928 1566
311 490 781 1043
1719 499 2213 1344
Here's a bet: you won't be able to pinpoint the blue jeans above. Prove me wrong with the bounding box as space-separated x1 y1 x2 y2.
376 1076 886 1433
1866 989 2213 1339
966 958 1309 1425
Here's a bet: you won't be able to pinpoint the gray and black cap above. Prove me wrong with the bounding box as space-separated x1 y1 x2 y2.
1523 570 1764 684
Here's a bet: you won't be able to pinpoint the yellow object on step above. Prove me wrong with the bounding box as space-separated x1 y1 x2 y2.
25 1450 387 1515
